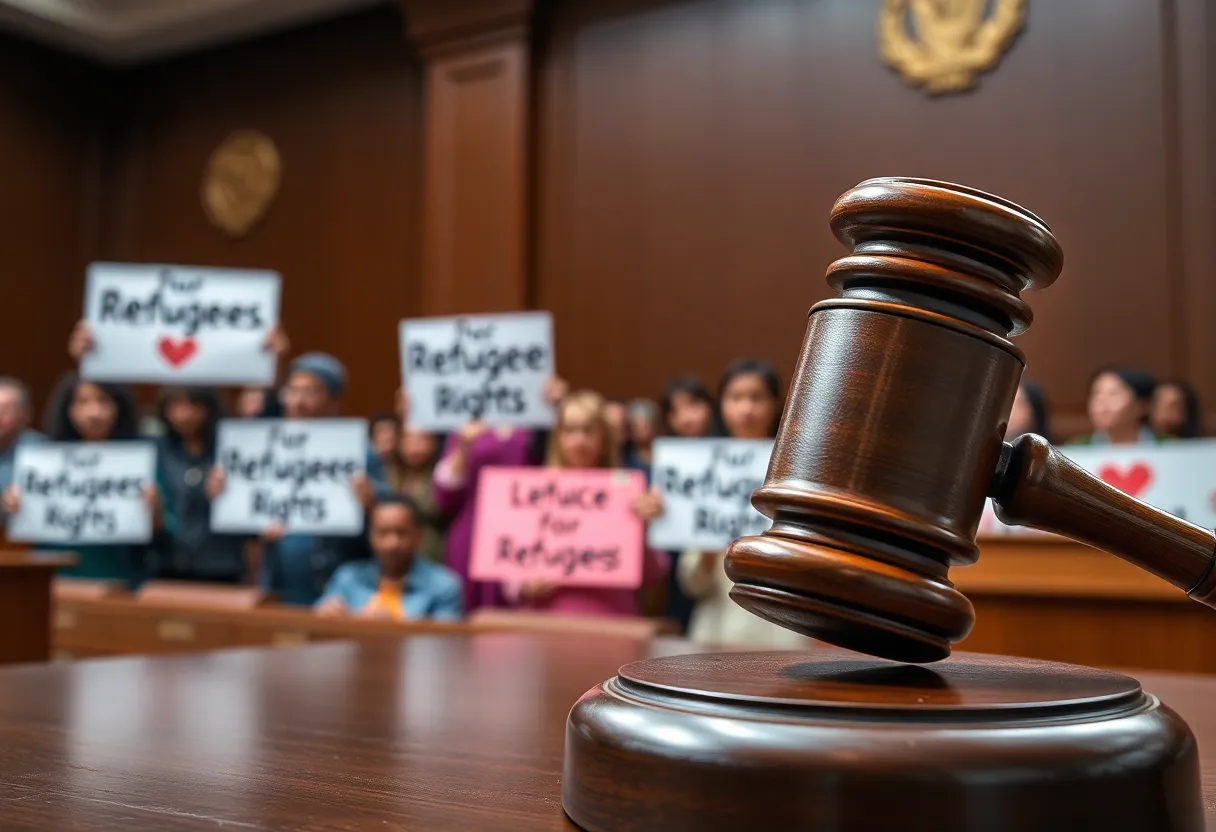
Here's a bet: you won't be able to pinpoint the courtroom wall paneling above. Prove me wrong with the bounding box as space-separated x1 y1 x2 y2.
0 35 104 417
100 7 424 418
534 0 1213 431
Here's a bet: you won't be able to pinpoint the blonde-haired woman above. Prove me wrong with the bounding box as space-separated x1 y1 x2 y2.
509 390 668 616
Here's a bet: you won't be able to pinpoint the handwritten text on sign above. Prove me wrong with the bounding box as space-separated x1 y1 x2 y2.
210 419 367 535
647 438 773 551
81 262 281 385
470 467 646 589
7 442 156 544
399 312 554 431
979 439 1216 536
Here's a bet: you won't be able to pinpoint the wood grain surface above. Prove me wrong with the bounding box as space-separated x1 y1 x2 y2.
0 635 1214 829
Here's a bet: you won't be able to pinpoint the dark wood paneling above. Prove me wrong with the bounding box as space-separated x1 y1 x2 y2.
102 7 423 418
404 0 534 315
1174 0 1216 427
0 35 102 415
536 0 1210 431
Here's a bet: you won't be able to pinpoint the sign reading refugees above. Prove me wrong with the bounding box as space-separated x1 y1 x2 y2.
210 419 367 535
7 442 156 544
399 312 554 431
470 467 647 589
647 438 773 551
80 262 281 385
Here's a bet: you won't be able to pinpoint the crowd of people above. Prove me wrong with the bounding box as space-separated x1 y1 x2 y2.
1008 368 1203 445
0 322 1206 647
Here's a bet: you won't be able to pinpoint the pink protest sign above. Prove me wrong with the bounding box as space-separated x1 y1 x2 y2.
469 466 647 589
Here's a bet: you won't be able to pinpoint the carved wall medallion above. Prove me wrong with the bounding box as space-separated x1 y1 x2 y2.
201 130 281 237
878 0 1026 95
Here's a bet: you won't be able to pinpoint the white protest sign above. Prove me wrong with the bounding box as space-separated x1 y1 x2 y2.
399 312 555 432
979 439 1216 536
647 438 773 551
210 419 368 535
80 262 281 385
7 442 156 544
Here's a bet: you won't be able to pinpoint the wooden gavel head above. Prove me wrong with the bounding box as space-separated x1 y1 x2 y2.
726 176 1216 664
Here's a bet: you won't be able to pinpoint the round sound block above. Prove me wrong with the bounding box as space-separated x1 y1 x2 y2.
562 651 1202 832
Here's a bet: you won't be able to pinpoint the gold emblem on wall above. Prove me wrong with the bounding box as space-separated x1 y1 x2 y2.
878 0 1025 95
201 130 281 237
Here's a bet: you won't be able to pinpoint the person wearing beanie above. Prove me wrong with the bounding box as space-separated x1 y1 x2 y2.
1069 366 1163 446
207 351 390 605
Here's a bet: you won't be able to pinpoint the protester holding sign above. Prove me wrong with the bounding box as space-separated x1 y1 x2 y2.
661 375 718 440
315 495 463 621
431 376 568 612
672 359 808 648
1070 367 1162 446
399 312 556 432
655 374 718 633
207 352 387 605
0 377 43 516
3 374 157 586
151 387 247 583
496 390 668 617
74 263 284 386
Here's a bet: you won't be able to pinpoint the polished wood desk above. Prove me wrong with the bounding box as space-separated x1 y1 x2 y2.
0 634 1214 830
47 541 1216 674
0 553 74 665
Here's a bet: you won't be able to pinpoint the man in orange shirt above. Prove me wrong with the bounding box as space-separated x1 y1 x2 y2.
315 495 462 621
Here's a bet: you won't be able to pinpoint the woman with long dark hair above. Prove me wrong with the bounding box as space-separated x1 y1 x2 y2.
677 358 808 647
152 386 246 582
3 374 153 586
655 374 717 632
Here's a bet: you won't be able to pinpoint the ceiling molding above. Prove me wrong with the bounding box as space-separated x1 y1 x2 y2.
0 0 392 64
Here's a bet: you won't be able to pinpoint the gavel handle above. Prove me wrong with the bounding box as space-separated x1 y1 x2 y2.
989 434 1216 608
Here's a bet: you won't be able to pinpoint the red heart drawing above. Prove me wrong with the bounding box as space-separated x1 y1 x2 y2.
1097 463 1152 498
157 337 198 369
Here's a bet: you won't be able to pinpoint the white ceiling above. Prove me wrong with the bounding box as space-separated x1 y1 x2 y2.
0 0 391 64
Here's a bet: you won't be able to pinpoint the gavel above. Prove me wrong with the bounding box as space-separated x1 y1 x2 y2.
725 176 1216 664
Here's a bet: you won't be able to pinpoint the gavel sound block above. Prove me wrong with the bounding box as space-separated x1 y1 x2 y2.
563 179 1210 831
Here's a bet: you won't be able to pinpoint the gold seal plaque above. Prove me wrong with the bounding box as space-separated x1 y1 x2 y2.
878 0 1025 95
201 130 281 237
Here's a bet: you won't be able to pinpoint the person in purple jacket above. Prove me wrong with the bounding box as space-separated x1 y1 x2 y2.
430 377 567 612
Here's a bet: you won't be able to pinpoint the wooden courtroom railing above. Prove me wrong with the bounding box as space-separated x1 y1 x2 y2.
955 535 1216 673
52 580 678 660
48 537 1216 673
